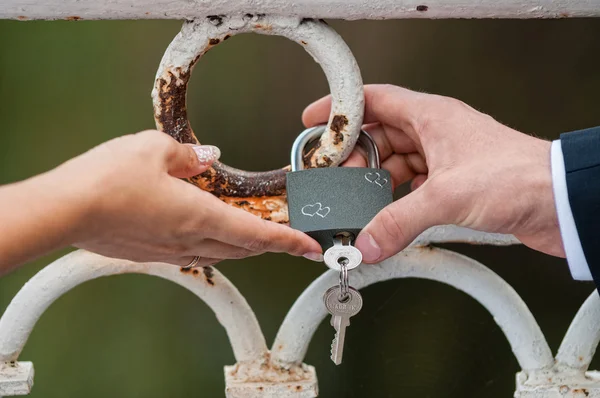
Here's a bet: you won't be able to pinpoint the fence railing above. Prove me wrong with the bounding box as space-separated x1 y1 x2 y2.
1 3 599 396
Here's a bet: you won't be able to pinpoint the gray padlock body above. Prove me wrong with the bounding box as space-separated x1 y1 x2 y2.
286 167 393 251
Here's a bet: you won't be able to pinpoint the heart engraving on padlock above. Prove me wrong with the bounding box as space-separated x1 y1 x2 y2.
364 172 389 188
301 203 331 218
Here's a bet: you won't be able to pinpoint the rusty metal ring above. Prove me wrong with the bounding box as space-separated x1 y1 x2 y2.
152 15 364 223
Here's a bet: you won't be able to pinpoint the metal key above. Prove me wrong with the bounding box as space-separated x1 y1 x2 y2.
323 285 363 365
323 233 363 272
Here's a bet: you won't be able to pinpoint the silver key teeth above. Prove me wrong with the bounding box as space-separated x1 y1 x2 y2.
330 334 338 359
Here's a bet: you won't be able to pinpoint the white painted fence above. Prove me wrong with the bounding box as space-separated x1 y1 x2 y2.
1 2 599 396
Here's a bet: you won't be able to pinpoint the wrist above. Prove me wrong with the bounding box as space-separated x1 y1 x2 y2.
29 168 95 247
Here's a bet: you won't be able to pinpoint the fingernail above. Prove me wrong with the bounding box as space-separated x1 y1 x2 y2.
303 252 324 262
355 232 381 262
193 145 221 164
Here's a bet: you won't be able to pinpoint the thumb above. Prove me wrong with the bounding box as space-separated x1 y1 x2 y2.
355 184 441 263
167 144 221 178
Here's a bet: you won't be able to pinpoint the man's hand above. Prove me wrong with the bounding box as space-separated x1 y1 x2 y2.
303 85 562 263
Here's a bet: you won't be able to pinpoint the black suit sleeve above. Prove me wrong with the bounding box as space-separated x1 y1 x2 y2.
560 127 600 284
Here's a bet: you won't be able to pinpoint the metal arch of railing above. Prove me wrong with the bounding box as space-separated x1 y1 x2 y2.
0 250 273 396
271 246 554 371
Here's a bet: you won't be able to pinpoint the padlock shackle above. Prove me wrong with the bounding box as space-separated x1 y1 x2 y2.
291 125 380 171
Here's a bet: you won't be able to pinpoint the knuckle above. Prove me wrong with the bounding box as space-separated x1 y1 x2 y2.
379 206 407 243
245 235 270 252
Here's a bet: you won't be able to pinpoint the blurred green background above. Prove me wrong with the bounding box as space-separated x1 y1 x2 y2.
1 17 600 397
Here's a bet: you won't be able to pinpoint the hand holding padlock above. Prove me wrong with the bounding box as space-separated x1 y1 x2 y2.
286 125 394 252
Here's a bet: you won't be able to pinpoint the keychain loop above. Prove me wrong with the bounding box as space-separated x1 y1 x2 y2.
152 15 364 223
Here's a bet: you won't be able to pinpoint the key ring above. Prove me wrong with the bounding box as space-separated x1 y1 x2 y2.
338 263 349 301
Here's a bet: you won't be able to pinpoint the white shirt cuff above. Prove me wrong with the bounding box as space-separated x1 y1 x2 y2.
551 139 593 281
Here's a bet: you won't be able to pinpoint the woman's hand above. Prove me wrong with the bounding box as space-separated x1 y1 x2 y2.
303 85 561 263
0 130 321 272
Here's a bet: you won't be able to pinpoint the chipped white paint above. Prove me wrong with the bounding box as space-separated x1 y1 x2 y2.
515 369 600 397
2 0 600 20
556 291 600 371
225 355 318 397
0 362 33 396
412 225 520 246
152 15 363 168
0 250 267 364
272 247 554 371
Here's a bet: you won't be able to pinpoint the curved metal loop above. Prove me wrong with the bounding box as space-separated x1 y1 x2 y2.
152 15 364 223
291 125 380 172
0 250 268 363
271 247 553 371
556 290 600 371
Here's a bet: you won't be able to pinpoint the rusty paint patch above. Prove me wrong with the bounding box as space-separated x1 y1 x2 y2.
203 266 215 286
573 389 590 396
209 38 220 45
194 163 288 198
155 68 196 144
331 114 348 134
254 24 273 31
16 15 28 20
65 16 82 21
416 5 429 11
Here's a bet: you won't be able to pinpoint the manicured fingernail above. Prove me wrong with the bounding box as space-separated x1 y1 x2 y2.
193 145 221 164
303 252 324 262
355 232 381 262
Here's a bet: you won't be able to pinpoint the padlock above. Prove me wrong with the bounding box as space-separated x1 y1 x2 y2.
286 125 394 251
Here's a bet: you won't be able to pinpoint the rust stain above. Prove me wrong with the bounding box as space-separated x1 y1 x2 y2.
16 16 28 20
579 356 584 361
193 269 199 275
300 40 307 45
194 164 288 199
180 267 191 274
316 155 333 168
573 389 590 396
254 24 273 31
203 266 215 286
207 15 224 26
295 385 302 391
416 5 429 11
331 114 348 134
224 34 231 41
209 38 220 45
155 68 196 145
257 386 264 391
65 16 82 21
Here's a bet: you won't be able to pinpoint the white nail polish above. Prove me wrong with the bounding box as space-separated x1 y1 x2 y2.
193 145 221 164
